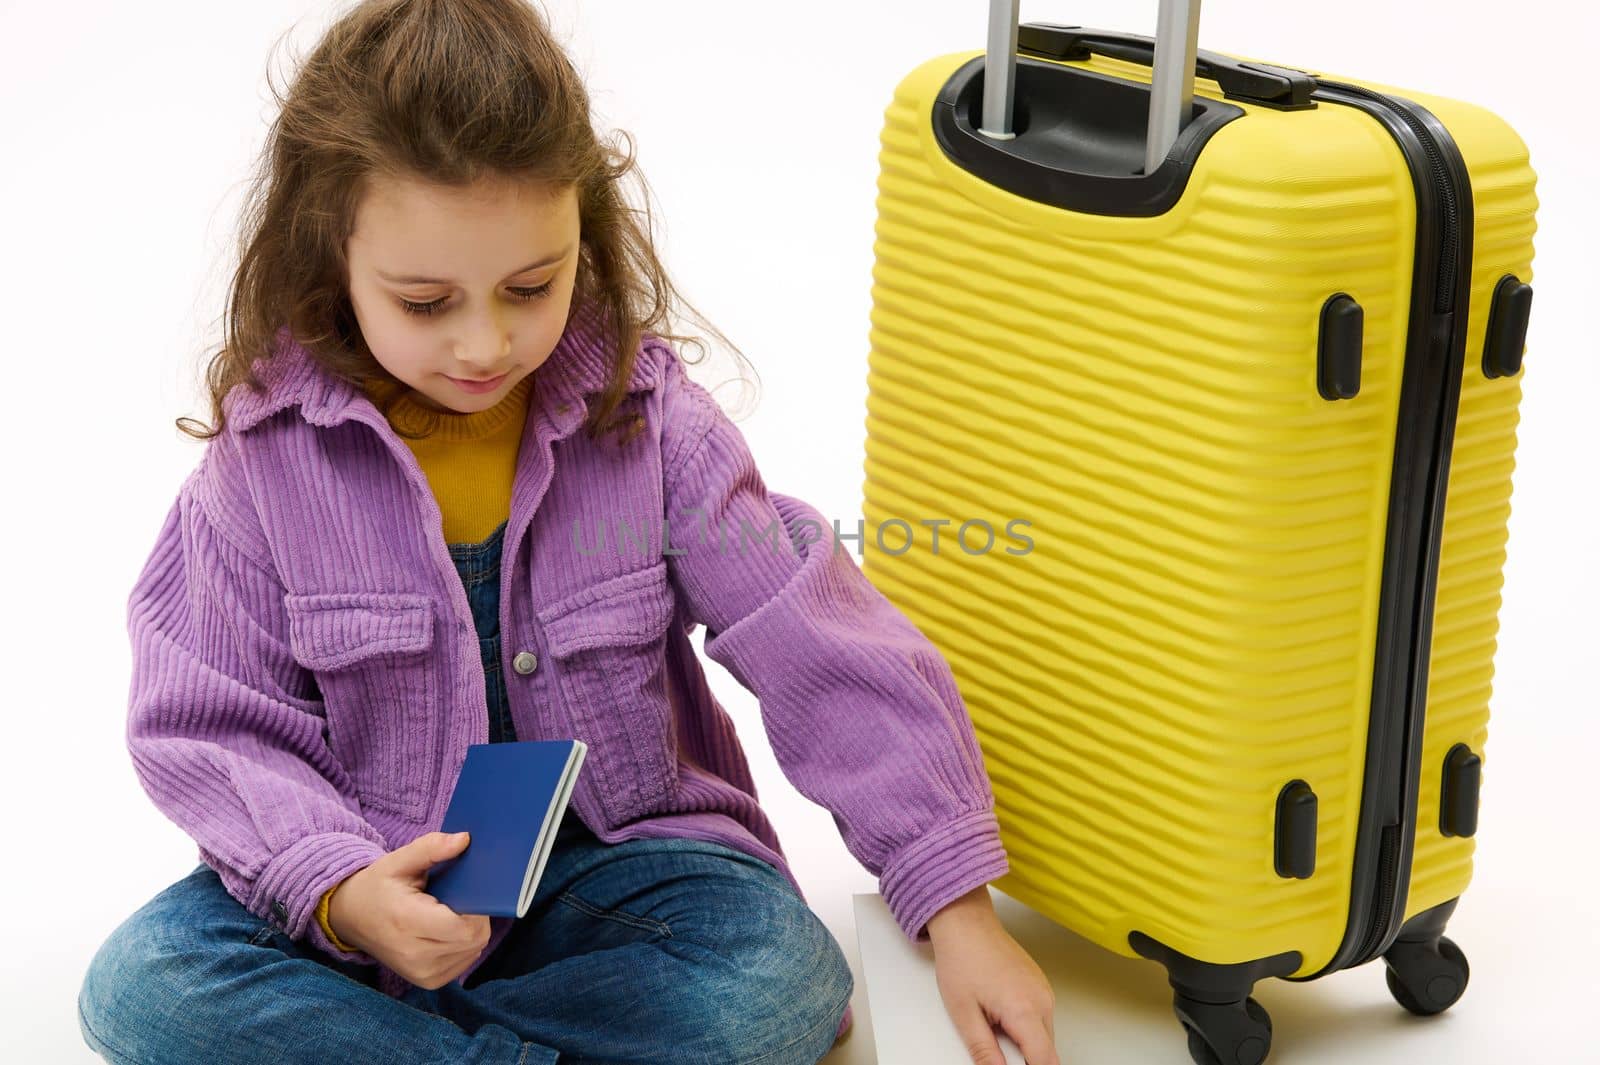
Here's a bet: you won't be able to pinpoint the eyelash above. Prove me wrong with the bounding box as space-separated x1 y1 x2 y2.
398 281 553 317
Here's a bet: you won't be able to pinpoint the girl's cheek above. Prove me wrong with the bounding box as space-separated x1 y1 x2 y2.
360 317 432 380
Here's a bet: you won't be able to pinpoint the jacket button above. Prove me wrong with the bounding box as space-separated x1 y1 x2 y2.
512 650 538 675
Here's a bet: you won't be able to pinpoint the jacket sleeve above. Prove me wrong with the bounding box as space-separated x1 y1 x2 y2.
656 347 1010 943
125 436 388 966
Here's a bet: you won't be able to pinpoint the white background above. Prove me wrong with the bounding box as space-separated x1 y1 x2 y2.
2 1 1594 1062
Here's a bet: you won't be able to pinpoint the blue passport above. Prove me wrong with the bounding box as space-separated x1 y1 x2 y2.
424 739 588 918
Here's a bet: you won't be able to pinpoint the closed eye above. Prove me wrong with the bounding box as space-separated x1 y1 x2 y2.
399 281 554 317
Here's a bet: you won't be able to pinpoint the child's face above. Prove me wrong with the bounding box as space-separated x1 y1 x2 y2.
344 172 581 414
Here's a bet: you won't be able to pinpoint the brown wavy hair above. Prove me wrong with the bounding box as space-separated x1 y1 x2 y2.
178 0 751 444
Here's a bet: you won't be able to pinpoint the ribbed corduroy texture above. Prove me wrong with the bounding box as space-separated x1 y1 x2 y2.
126 482 391 967
124 304 1009 1024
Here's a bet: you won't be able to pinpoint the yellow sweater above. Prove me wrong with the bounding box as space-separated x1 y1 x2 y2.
315 373 534 953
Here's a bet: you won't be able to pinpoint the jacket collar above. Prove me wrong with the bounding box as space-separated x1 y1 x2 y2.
223 299 658 439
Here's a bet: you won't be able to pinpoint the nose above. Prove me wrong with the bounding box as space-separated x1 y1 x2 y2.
453 312 513 374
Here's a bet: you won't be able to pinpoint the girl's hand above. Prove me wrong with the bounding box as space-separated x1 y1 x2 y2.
927 886 1061 1065
326 830 492 989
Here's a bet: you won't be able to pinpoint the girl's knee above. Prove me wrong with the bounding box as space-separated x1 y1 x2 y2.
776 906 853 1006
80 910 187 1058
690 896 854 1062
79 914 166 1062
748 891 851 987
78 870 262 1062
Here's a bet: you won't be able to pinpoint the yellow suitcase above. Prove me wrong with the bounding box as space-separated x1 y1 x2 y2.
858 3 1536 1062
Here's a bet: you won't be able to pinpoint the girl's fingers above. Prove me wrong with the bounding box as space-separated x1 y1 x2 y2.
1004 1009 1060 1065
408 895 480 944
949 997 1007 1065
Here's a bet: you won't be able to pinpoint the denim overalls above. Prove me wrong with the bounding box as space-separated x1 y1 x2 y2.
447 518 520 747
447 517 591 847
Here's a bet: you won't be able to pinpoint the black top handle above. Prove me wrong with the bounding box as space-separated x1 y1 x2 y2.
1017 22 1318 110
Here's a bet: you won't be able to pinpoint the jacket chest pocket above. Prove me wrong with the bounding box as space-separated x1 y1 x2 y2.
536 561 679 825
283 591 441 822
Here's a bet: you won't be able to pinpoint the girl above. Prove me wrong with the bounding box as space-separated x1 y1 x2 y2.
77 2 1058 1063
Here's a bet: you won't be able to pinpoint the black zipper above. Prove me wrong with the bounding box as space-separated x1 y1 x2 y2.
1319 80 1463 314
1285 78 1474 979
1358 824 1403 964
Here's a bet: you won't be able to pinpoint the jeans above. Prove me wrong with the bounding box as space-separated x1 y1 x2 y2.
77 832 852 1064
79 520 853 1063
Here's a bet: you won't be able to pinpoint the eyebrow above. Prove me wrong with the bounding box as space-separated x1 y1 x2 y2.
376 244 575 285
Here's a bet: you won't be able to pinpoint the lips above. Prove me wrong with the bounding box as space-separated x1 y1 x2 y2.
446 372 510 392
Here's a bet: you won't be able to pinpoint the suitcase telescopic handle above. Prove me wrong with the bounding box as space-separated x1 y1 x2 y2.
983 0 1202 175
1018 25 1316 110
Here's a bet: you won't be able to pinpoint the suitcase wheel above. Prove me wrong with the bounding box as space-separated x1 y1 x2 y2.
1383 934 1471 1016
1175 993 1272 1065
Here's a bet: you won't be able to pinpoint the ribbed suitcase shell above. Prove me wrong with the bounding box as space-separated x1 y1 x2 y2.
859 47 1535 979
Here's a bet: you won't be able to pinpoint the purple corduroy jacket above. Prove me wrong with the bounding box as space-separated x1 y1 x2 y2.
124 303 1009 1027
